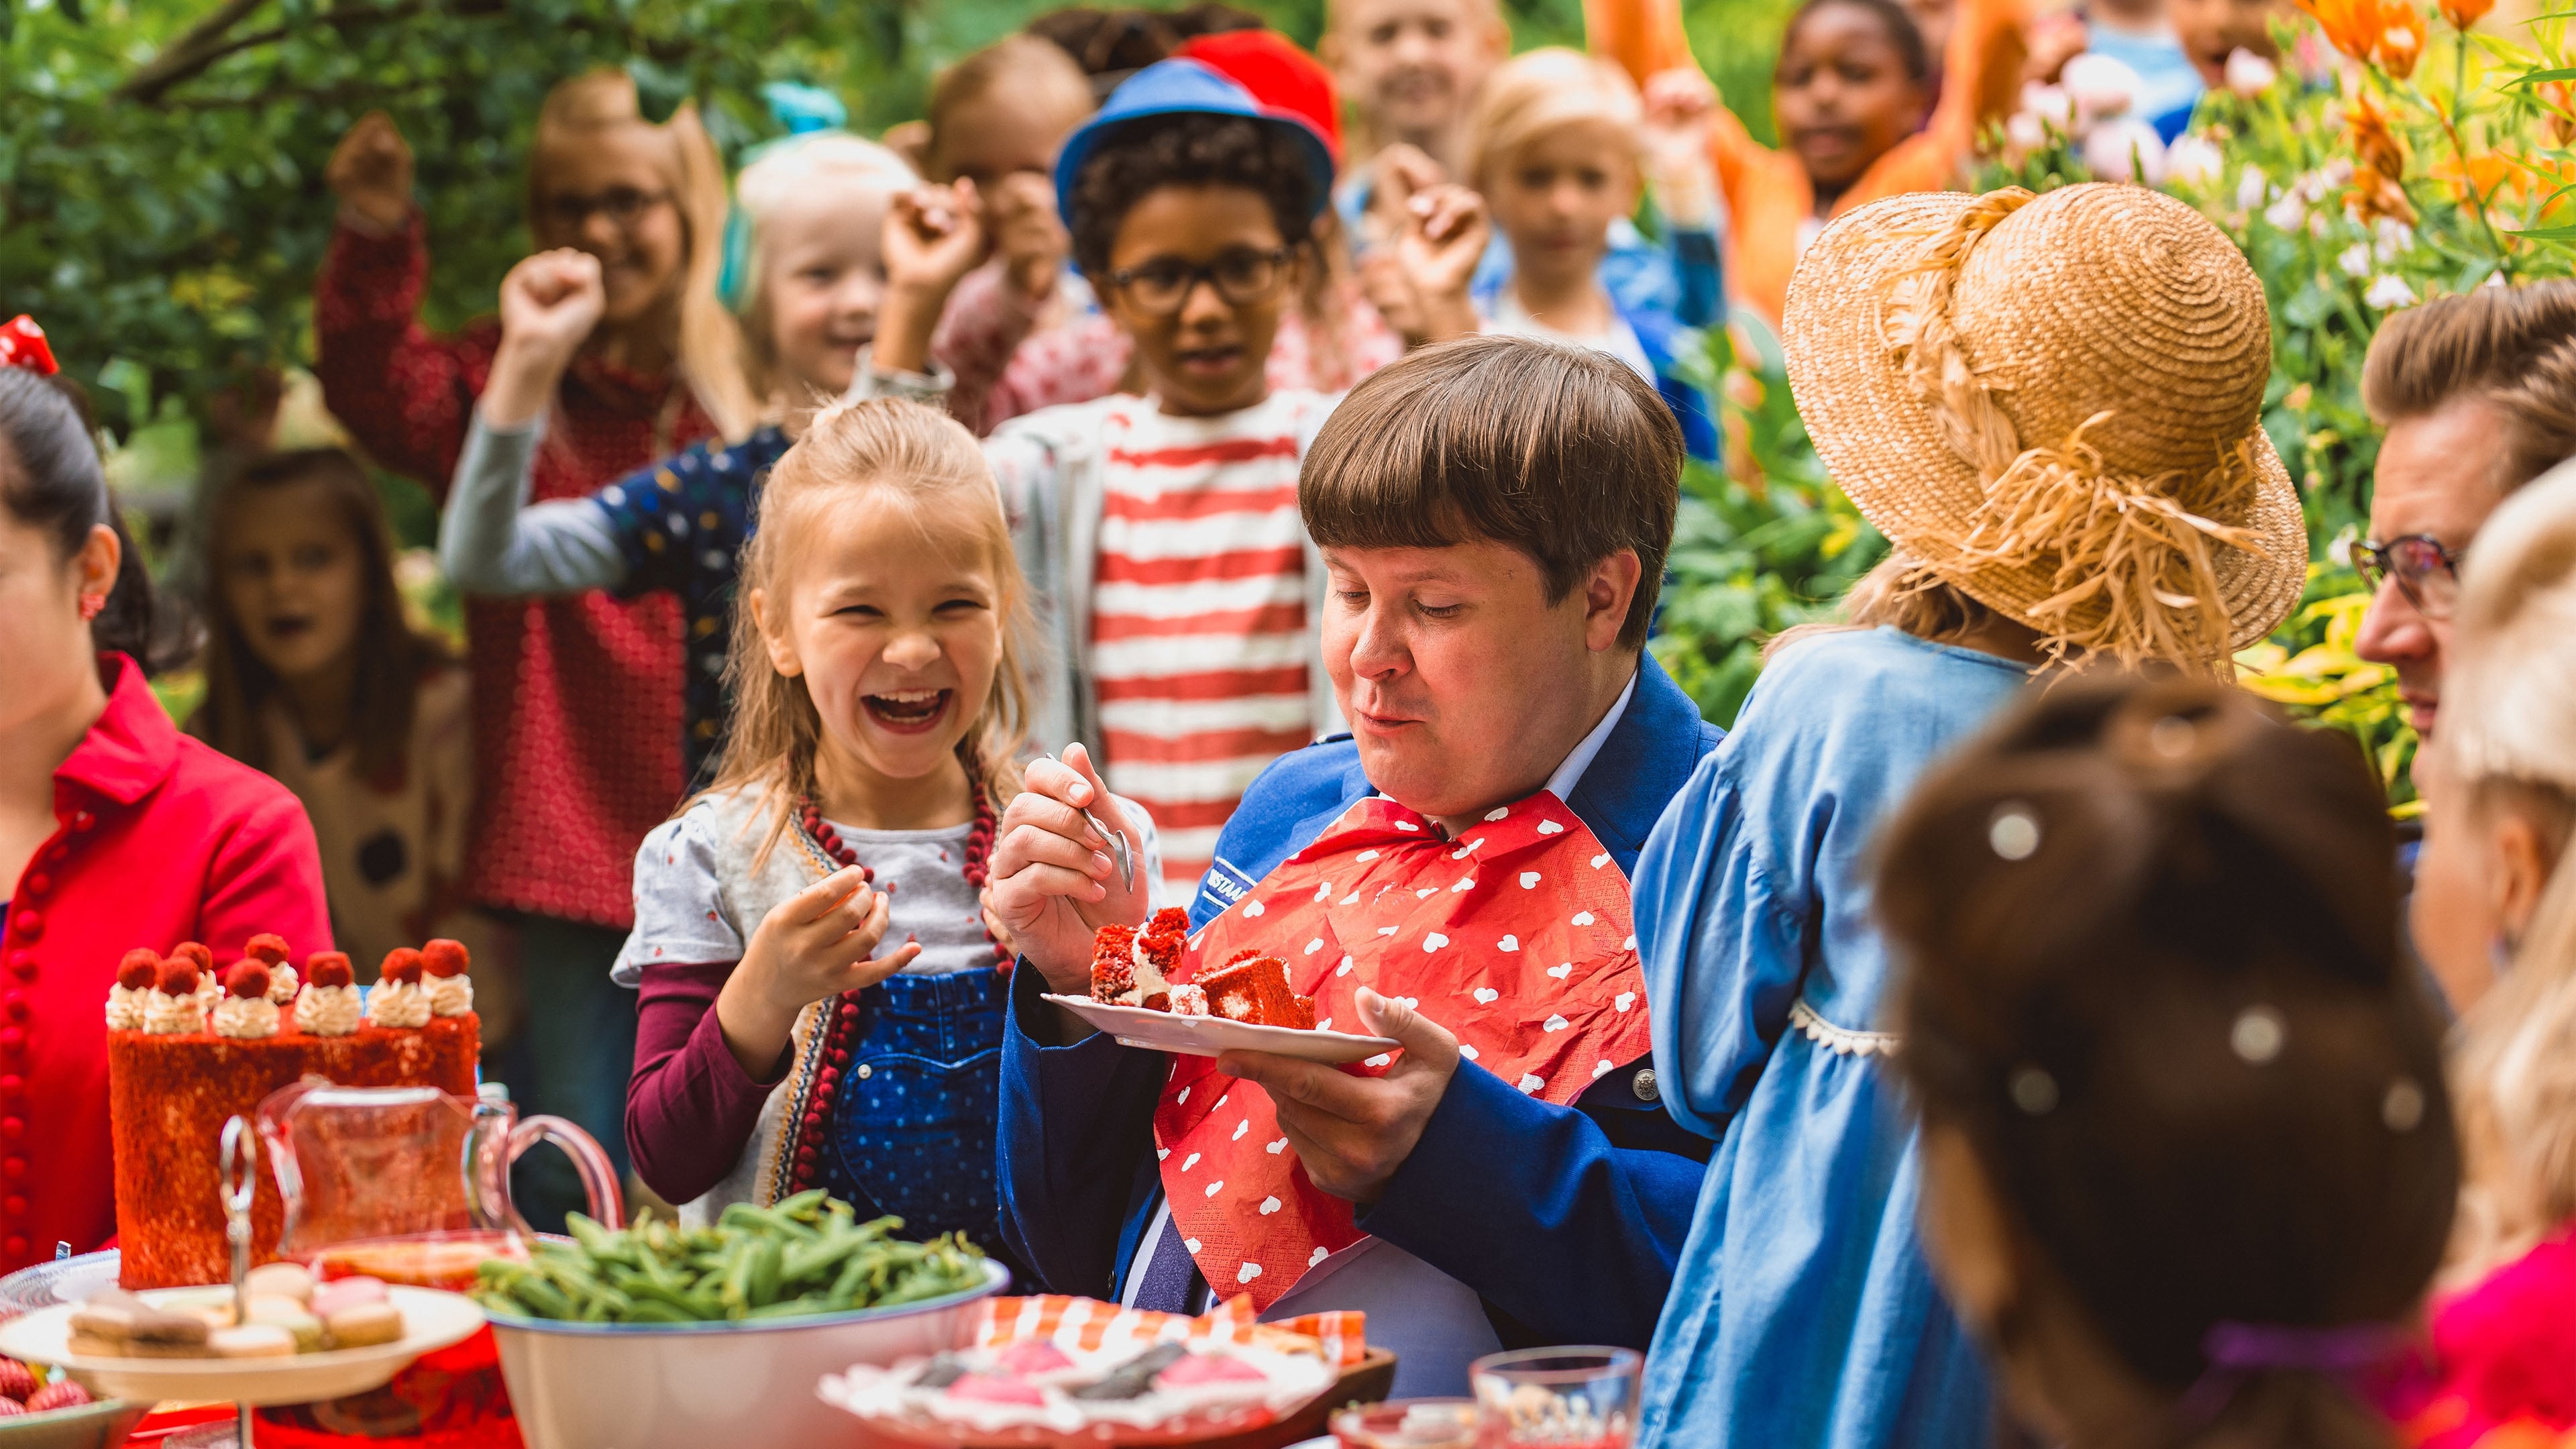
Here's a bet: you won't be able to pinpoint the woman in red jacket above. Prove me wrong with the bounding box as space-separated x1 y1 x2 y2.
0 341 332 1275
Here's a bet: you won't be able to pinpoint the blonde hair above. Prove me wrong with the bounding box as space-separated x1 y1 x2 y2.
1462 47 1643 193
731 134 918 409
924 34 1094 172
529 70 759 441
1762 551 1994 663
2440 462 2576 1279
698 398 1034 868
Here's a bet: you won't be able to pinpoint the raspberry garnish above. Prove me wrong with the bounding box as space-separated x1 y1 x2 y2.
380 948 424 985
155 959 200 996
421 938 470 978
244 932 290 965
225 961 272 1000
117 949 161 991
305 952 354 989
171 941 213 972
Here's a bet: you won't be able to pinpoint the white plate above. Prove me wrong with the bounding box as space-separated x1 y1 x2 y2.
1044 995 1400 1064
0 1284 484 1407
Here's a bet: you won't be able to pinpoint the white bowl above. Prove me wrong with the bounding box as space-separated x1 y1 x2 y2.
0 1285 484 1406
486 1257 1010 1449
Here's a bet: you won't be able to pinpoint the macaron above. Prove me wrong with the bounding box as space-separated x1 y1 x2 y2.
323 1300 404 1349
244 1297 327 1352
308 1276 386 1320
210 1324 297 1358
245 1262 315 1304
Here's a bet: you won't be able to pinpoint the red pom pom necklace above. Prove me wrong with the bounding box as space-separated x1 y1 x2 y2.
783 784 1009 1195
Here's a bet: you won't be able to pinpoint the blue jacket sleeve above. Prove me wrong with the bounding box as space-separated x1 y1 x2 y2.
994 962 1169 1297
1356 1061 1710 1350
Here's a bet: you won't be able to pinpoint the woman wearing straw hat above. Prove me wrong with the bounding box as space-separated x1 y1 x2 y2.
1626 182 2306 1448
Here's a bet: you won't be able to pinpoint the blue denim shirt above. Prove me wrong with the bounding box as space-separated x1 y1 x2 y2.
1630 627 2031 1449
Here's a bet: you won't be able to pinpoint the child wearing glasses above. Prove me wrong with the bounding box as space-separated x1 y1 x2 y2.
861 58 1428 900
313 71 753 1227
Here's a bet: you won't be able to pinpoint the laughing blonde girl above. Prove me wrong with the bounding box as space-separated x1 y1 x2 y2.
615 398 1161 1265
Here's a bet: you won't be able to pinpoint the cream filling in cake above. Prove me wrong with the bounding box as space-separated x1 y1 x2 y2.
427 974 474 1018
212 995 281 1040
364 980 430 1028
142 992 203 1035
104 984 147 1032
296 984 362 1036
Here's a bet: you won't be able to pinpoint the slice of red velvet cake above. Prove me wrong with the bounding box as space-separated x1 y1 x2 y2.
1195 951 1316 1030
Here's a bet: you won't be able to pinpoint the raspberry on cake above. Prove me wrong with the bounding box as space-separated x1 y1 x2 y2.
143 961 204 1034
1195 953 1316 1030
421 938 474 1017
106 951 158 1031
244 932 298 1004
213 963 280 1040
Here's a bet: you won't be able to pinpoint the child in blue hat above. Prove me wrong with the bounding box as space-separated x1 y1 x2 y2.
863 57 1389 904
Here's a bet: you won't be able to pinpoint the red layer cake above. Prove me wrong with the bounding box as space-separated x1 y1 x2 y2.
1195 951 1316 1030
107 942 479 1289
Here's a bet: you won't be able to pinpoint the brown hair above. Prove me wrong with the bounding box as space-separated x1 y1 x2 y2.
1299 335 1682 649
0 369 156 667
924 34 1095 168
193 448 451 791
1880 677 2458 1444
527 71 758 443
699 398 1032 867
2361 279 2576 493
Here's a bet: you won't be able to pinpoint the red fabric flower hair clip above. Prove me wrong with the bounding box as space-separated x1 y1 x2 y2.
0 317 59 376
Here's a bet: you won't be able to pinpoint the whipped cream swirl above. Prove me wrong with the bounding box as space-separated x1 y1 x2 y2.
265 964 299 1004
365 979 430 1028
212 994 281 1039
142 991 204 1035
104 984 147 1032
296 983 362 1036
193 973 222 1014
428 973 474 1018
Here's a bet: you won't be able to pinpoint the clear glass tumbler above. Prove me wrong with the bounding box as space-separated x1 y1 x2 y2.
1469 1346 1644 1449
1332 1397 1479 1449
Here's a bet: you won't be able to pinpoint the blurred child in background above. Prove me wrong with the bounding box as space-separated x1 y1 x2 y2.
619 396 1159 1259
944 31 1406 433
441 131 920 784
316 72 751 1225
1587 0 2027 323
2383 467 2576 1448
1882 678 2459 1449
1322 0 1511 195
191 449 511 1040
1401 47 1721 458
863 58 1359 898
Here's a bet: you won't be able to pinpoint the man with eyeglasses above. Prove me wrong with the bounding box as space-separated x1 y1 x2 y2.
2355 282 2576 743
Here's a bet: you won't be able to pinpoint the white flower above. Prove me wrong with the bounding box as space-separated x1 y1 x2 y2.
2264 189 2309 232
2021 81 2076 129
2235 164 2271 212
2063 52 2144 121
2165 134 2226 187
2365 274 2421 310
2082 117 2167 184
2337 243 2374 278
2005 109 2047 154
2224 47 2279 97
2373 217 2416 262
2320 157 2357 189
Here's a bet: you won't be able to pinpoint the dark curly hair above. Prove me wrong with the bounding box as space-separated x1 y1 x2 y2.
1067 112 1316 280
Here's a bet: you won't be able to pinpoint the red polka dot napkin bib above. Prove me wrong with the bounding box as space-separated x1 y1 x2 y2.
1152 791 1653 1309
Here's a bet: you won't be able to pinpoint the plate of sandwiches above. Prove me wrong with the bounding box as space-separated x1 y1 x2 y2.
1043 912 1399 1066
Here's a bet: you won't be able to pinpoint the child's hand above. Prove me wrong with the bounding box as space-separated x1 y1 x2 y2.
986 172 1070 306
873 180 989 377
986 743 1149 998
1640 69 1725 230
483 250 605 429
327 111 415 232
1396 184 1489 344
1358 247 1430 347
715 865 922 1077
1362 144 1448 247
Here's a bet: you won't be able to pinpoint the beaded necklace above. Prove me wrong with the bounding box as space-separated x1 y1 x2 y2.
780 784 1008 1197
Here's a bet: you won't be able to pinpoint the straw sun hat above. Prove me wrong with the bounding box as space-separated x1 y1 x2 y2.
1782 183 2305 667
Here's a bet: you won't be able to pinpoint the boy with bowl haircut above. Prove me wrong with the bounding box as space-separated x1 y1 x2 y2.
986 336 1723 1398
1322 0 1511 184
869 58 1462 900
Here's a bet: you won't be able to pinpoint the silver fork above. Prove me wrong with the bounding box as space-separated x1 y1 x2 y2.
1043 750 1135 892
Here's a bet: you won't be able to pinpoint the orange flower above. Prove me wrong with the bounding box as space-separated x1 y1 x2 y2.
2544 80 2576 146
2297 0 2385 61
2347 93 2409 182
2438 0 2494 30
2376 9 2424 76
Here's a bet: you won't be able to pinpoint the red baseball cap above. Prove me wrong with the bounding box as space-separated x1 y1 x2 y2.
1177 29 1343 166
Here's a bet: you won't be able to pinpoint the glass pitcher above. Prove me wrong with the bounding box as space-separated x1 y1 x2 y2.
256 1077 623 1288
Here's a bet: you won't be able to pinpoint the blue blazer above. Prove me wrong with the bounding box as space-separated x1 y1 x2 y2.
996 653 1723 1350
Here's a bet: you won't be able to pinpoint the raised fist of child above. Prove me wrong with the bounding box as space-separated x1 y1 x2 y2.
1395 183 1491 345
985 172 1069 305
326 111 415 232
884 179 990 299
718 865 921 1076
498 249 606 364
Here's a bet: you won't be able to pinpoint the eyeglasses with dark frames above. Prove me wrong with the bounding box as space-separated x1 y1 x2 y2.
2346 533 2461 620
1104 247 1295 315
538 186 674 235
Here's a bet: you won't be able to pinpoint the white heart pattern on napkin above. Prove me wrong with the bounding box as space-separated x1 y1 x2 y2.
1474 987 1500 1004
1537 819 1566 835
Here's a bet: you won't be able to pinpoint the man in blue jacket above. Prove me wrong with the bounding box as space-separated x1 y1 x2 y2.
985 335 1721 1397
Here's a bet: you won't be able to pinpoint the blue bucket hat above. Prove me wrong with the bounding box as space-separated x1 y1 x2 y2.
1051 57 1337 232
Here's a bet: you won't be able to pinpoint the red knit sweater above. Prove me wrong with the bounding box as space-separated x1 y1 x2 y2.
315 215 699 928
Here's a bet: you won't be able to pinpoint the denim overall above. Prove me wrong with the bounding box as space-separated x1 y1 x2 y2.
814 967 1016 1269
